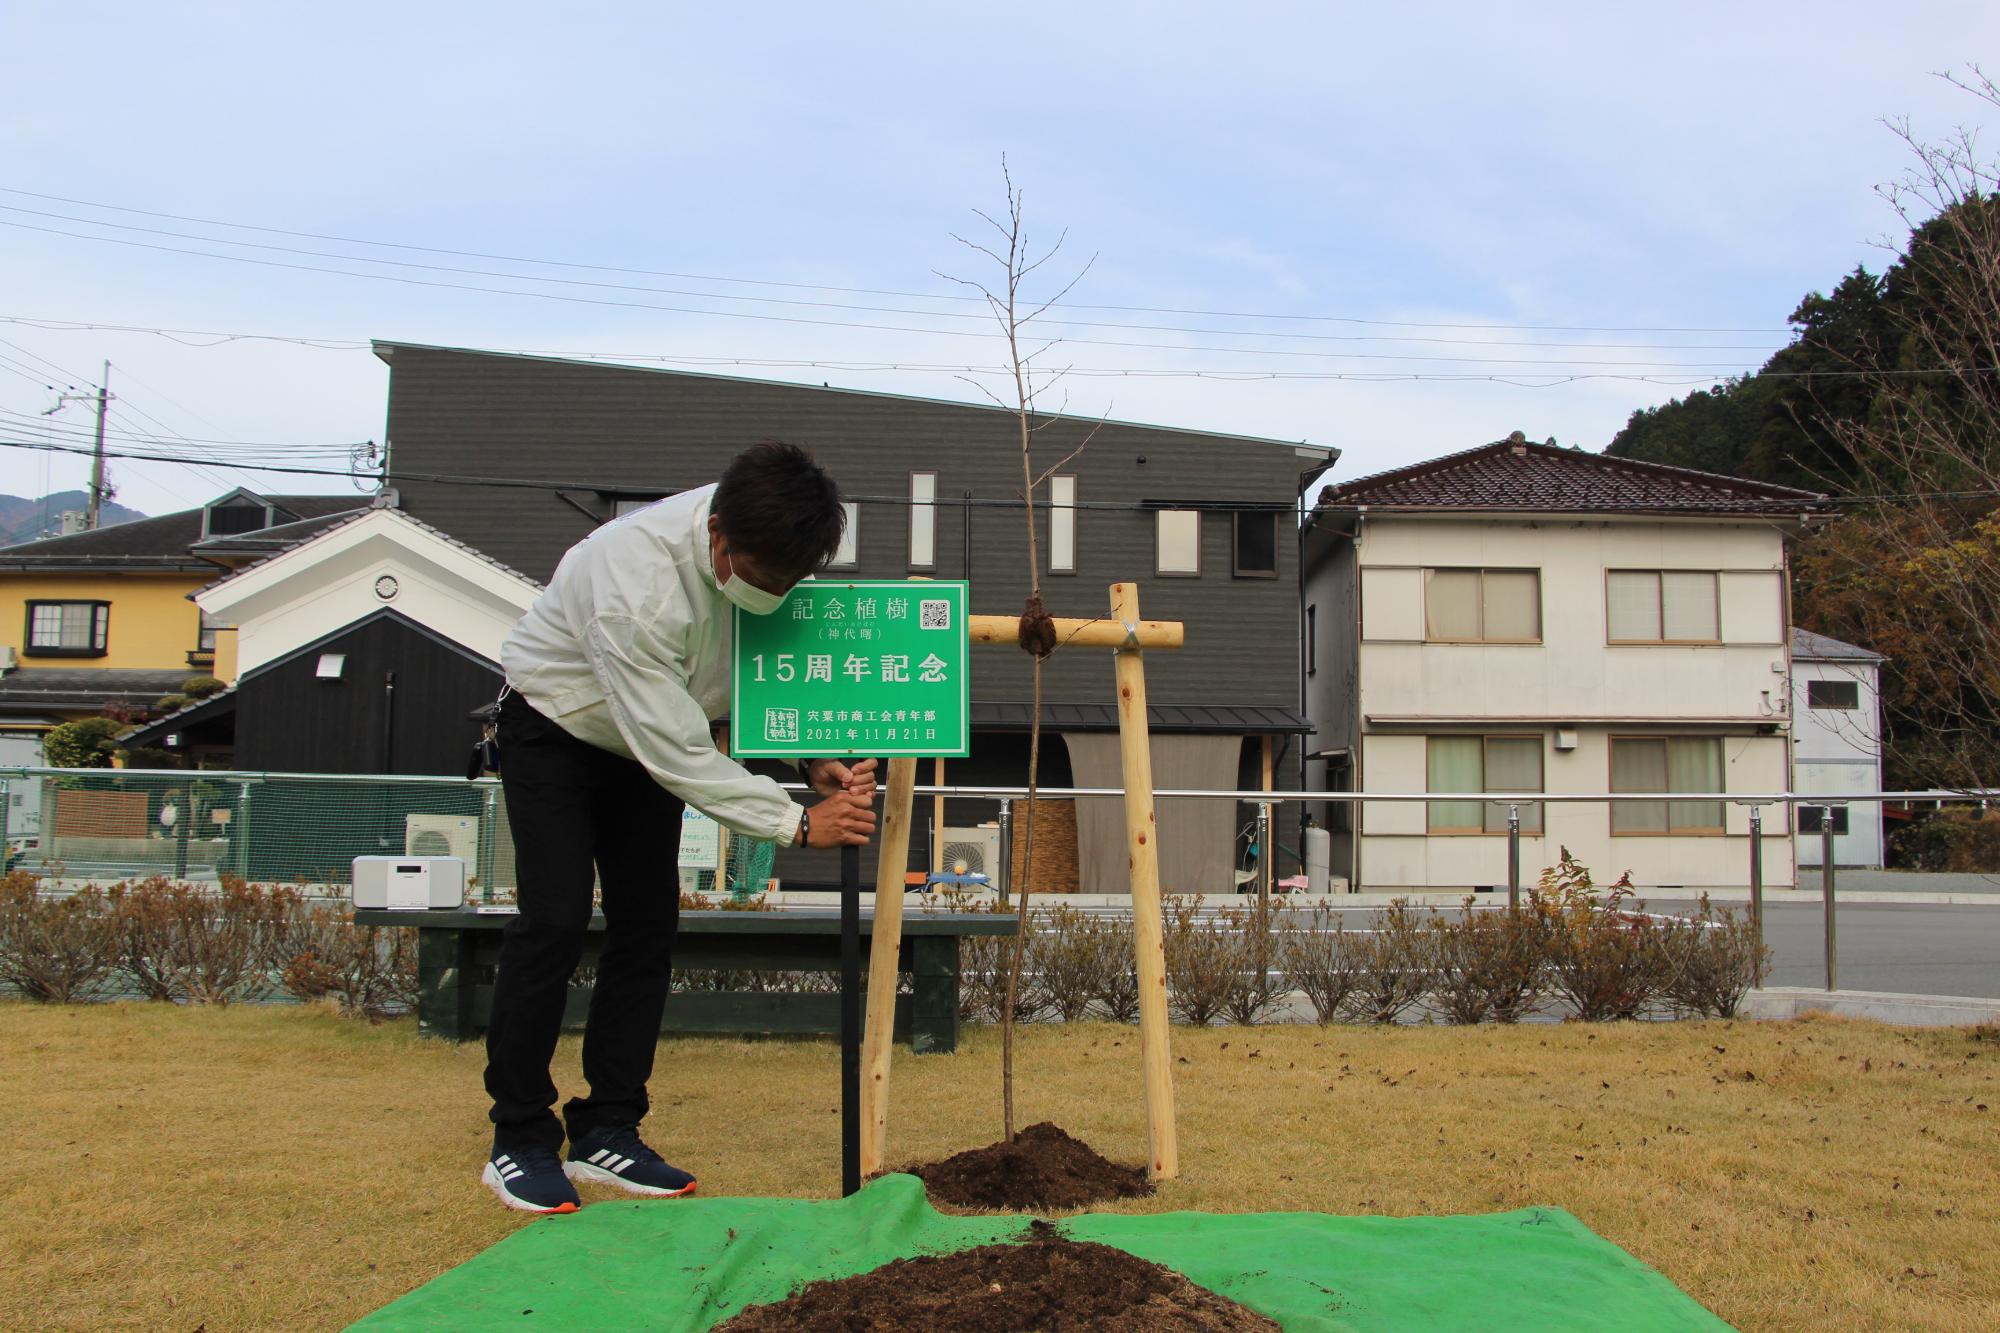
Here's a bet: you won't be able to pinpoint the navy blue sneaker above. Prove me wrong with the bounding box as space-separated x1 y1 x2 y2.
565 1124 698 1198
482 1145 581 1214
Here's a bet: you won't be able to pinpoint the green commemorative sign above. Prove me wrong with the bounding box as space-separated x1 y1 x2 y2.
731 579 971 758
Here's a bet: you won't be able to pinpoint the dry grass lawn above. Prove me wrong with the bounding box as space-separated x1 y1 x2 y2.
2 1001 1996 1331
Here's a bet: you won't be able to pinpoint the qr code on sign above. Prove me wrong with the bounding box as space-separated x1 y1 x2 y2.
919 599 951 630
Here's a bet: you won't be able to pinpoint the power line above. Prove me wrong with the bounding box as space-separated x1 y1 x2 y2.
0 185 1795 335
0 217 1782 370
6 316 1997 390
0 203 1790 354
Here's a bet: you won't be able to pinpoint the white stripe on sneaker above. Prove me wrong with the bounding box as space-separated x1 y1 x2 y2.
590 1149 612 1165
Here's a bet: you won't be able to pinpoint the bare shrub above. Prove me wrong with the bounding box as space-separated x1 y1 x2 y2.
961 931 1048 1024
1341 900 1435 1024
375 927 421 1013
1163 895 1234 1026
267 892 407 1016
0 875 123 1002
1032 904 1105 1023
1663 896 1770 1018
1280 900 1357 1024
1427 903 1546 1025
1081 912 1140 1023
114 876 288 1005
1219 903 1287 1026
1530 848 1673 1021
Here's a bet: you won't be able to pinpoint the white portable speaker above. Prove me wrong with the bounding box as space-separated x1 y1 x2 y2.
352 855 467 910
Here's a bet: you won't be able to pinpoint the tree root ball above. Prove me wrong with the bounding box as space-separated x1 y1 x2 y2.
1018 595 1057 658
906 1122 1154 1211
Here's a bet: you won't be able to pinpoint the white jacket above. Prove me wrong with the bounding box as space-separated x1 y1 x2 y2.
501 484 804 846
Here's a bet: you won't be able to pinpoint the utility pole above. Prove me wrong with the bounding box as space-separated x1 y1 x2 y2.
48 363 115 529
88 361 111 529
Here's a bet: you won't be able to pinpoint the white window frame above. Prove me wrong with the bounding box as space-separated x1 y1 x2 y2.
908 472 936 571
25 600 109 656
829 500 859 568
1156 509 1200 576
1048 476 1076 574
1807 679 1859 710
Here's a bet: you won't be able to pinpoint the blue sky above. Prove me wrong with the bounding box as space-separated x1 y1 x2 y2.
2 3 1995 518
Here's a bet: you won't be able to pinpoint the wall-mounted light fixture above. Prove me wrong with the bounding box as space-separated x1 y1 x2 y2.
316 653 347 680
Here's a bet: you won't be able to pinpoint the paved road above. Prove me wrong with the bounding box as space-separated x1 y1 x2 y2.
1311 898 2000 1001
1650 898 2000 1001
1818 869 2000 895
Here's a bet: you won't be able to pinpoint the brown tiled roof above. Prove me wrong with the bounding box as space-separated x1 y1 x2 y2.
0 494 361 565
1320 439 1829 515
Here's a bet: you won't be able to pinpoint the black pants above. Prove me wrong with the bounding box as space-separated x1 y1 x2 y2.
485 690 683 1153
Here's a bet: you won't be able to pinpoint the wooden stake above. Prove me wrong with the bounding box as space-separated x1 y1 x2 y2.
1260 734 1276 909
969 613 1182 651
859 755 919 1177
1110 581 1179 1180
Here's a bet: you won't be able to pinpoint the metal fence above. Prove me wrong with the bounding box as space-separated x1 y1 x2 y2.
4 765 1993 991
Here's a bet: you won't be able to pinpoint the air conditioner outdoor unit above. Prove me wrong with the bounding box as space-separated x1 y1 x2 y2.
941 824 1002 879
406 813 479 864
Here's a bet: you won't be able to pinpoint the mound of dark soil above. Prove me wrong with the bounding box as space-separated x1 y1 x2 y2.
713 1228 1277 1332
908 1122 1154 1211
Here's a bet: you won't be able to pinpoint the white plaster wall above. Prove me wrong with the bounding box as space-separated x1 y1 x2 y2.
200 516 539 676
1355 518 1791 724
1791 659 1882 762
1357 727 1795 890
1789 658 1884 868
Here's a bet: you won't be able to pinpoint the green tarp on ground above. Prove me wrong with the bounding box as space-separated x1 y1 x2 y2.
353 1174 1728 1331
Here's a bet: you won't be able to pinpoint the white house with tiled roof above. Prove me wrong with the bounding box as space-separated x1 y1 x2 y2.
1300 434 1831 893
1790 627 1886 869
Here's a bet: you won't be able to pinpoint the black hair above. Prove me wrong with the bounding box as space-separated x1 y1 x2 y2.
712 441 846 581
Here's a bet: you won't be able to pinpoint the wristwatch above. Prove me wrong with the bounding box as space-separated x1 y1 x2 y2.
797 808 811 847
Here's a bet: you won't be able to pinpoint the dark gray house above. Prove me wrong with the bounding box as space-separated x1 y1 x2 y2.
373 343 1336 892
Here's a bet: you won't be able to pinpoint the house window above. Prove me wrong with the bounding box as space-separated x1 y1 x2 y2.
204 497 271 536
1798 805 1850 835
197 609 221 652
1049 476 1076 573
1807 679 1859 710
1233 511 1278 578
1611 737 1724 834
829 501 859 568
1305 604 1317 676
908 472 936 570
1607 571 1719 643
1427 736 1544 834
1423 569 1540 642
25 600 109 656
1156 509 1200 575
609 494 665 518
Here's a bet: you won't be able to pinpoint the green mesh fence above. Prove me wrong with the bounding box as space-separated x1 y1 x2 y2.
693 834 779 903
0 767 772 903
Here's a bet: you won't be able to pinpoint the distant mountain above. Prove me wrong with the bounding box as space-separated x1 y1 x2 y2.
0 491 150 546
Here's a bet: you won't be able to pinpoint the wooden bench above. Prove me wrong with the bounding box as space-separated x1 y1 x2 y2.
352 907 1016 1055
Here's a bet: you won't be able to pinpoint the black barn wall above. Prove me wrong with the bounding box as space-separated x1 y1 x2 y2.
234 613 500 777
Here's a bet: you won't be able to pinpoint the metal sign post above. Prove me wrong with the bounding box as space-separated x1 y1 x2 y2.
840 842 861 1196
732 580 971 1197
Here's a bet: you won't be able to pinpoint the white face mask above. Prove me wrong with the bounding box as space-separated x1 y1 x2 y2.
718 556 788 616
